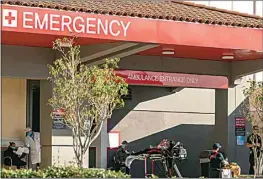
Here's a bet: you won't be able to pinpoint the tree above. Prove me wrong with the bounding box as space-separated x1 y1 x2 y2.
47 38 128 167
242 80 263 176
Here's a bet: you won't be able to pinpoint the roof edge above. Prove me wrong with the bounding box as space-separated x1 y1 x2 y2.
174 1 263 20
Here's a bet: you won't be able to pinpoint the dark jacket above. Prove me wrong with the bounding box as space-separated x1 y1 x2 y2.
3 147 26 167
209 151 225 170
247 133 262 153
115 147 130 165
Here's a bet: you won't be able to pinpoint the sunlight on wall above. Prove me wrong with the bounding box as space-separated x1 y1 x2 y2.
2 78 26 141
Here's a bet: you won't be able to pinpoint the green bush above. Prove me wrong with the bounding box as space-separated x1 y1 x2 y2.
1 166 130 178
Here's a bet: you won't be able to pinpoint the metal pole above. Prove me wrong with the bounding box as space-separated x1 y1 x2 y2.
252 0 256 82
151 160 154 175
173 163 183 178
144 157 147 178
253 0 256 15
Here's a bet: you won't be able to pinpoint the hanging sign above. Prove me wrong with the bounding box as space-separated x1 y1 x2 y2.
235 117 246 136
114 70 228 89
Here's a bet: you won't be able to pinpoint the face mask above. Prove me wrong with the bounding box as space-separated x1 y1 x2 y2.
11 146 16 150
27 131 32 136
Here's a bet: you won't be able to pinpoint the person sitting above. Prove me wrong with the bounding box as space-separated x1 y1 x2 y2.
4 142 27 169
113 141 131 174
209 143 228 178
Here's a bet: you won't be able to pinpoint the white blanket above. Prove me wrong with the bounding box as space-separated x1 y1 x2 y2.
14 147 29 156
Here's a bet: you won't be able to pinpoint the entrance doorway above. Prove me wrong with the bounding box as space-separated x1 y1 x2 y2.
26 80 40 132
26 80 40 168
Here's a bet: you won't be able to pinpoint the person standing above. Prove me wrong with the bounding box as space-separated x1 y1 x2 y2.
24 127 41 170
246 125 262 175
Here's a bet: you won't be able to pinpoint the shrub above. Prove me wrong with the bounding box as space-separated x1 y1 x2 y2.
1 166 130 178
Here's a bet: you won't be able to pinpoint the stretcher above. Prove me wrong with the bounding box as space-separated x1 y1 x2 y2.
125 154 183 178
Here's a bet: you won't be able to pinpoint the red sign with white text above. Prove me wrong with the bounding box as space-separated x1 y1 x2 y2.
114 70 228 89
235 117 246 127
1 4 263 51
235 117 246 136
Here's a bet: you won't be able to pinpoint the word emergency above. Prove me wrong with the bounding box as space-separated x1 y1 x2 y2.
22 12 131 37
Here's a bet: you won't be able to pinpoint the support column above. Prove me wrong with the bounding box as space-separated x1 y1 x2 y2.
40 80 52 168
214 89 229 152
99 121 108 169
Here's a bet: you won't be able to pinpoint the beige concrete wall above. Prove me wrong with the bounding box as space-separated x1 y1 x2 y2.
2 78 27 141
40 80 53 168
108 86 215 177
51 129 101 167
111 87 215 142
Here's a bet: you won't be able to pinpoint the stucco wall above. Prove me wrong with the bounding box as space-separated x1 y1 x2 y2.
51 129 102 167
108 86 216 177
2 78 27 141
1 44 255 175
2 45 55 79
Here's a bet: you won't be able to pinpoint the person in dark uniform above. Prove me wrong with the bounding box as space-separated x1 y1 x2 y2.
209 143 228 178
246 125 262 175
4 142 27 169
113 141 131 174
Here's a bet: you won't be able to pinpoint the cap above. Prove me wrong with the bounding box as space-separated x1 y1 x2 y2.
213 143 221 150
121 141 128 145
24 127 32 132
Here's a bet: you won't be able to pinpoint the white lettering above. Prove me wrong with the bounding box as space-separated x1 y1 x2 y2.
22 13 131 37
159 76 164 82
61 15 72 32
186 77 198 83
97 19 108 35
35 13 48 30
109 20 121 37
121 21 131 37
86 18 96 34
23 12 33 29
73 16 85 33
50 14 60 31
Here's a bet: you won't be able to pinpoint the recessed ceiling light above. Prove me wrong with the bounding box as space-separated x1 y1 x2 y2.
162 51 175 55
162 48 174 55
222 55 234 60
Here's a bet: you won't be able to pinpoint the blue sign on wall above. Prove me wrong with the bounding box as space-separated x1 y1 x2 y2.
237 136 245 146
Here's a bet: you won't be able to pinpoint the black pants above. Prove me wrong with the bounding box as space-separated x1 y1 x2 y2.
249 151 261 175
13 159 27 169
210 169 220 178
113 163 130 174
249 153 255 175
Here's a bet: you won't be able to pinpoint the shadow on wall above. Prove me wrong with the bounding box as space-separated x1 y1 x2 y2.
108 86 185 132
108 124 214 178
108 86 215 177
